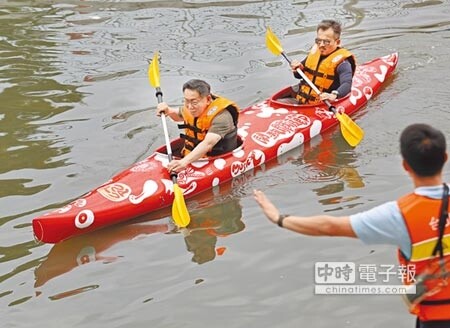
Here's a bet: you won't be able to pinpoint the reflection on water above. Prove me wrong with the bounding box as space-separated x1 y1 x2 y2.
33 221 169 288
301 135 364 205
183 198 244 264
297 134 366 208
34 197 244 288
47 285 99 301
260 129 366 209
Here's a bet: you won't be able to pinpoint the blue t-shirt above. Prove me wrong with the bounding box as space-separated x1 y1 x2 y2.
350 185 446 259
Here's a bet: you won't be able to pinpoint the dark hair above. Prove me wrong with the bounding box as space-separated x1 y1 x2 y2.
182 79 211 97
317 19 342 39
400 123 447 177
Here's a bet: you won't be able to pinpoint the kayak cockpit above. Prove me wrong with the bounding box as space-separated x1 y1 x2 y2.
268 86 349 110
268 87 321 109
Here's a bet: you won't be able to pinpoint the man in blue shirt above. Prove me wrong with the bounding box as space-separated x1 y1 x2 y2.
254 123 450 327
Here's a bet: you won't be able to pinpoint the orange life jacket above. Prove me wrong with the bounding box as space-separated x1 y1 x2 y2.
179 95 239 157
297 45 356 105
398 192 450 321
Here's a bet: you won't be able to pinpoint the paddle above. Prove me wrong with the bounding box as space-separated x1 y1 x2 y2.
265 27 364 147
148 52 190 228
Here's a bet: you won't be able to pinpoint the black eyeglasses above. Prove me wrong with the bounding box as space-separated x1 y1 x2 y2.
314 38 333 46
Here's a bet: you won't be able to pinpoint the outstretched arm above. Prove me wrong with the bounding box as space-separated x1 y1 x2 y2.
253 189 357 237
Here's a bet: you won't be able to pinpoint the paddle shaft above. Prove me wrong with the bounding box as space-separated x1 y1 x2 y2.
280 52 336 113
156 87 178 182
148 52 190 227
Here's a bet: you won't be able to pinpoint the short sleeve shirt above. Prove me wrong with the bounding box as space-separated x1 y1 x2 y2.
350 185 446 259
209 110 235 139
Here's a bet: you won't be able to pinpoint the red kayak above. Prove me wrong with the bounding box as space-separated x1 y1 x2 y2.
33 53 399 243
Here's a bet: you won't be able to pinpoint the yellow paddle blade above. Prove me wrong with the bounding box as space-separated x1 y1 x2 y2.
336 113 365 147
265 27 283 56
148 52 160 88
172 183 190 228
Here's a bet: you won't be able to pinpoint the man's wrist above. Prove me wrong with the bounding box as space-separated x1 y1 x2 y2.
277 214 290 227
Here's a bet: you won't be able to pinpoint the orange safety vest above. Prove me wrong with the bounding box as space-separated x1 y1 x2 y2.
297 45 356 105
398 192 450 321
179 95 239 157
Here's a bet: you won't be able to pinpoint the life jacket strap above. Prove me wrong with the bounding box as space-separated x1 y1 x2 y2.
421 298 450 305
177 123 203 134
303 66 335 81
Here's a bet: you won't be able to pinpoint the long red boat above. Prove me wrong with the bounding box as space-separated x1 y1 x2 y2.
33 53 399 243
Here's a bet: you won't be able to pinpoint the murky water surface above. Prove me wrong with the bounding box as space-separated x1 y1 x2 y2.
1 1 450 327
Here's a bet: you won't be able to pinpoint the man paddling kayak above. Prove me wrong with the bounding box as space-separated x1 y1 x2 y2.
254 123 450 327
157 79 240 173
280 19 356 104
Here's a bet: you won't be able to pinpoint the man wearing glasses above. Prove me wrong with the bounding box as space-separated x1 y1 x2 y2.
287 19 356 105
156 79 239 174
